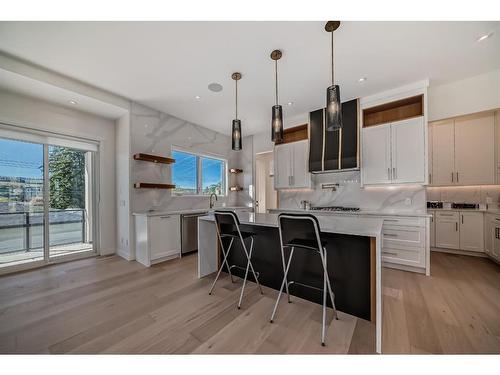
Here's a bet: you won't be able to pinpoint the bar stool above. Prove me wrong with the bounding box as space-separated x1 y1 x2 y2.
208 210 263 309
270 213 338 346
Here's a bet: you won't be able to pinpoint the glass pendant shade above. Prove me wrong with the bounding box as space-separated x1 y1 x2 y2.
326 84 342 131
271 105 284 142
232 119 242 151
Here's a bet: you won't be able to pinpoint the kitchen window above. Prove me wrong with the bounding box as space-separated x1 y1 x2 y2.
172 149 227 196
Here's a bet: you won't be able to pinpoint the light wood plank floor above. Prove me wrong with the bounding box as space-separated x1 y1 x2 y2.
0 251 498 354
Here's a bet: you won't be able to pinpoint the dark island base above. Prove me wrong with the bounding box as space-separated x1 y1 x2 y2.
219 223 374 321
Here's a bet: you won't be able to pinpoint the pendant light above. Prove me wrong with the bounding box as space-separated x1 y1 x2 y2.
270 49 284 143
231 72 242 151
325 21 342 131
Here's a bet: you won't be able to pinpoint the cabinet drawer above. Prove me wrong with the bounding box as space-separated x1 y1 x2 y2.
383 226 425 249
382 246 425 268
380 216 425 227
435 211 459 221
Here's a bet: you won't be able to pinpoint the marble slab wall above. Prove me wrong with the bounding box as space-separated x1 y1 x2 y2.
426 185 500 204
130 102 252 213
278 171 427 212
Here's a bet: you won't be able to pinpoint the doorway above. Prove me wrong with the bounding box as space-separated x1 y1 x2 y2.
0 127 98 272
255 151 278 213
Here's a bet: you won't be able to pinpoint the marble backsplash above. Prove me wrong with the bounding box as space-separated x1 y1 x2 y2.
426 185 500 204
130 102 253 214
278 171 427 212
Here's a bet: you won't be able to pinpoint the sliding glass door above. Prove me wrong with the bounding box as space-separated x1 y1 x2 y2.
0 128 98 272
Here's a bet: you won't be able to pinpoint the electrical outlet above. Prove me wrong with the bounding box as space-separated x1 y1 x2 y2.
405 198 412 206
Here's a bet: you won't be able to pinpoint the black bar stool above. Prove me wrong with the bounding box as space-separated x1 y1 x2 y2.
270 213 338 346
208 210 263 308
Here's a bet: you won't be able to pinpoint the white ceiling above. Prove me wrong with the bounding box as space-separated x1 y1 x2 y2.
0 21 499 135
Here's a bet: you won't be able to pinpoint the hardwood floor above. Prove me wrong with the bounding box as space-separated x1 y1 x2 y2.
0 251 498 354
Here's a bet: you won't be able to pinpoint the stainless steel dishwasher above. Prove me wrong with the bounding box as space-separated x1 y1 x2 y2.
181 212 208 255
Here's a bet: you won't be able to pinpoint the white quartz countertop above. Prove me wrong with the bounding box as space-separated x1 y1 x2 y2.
268 208 431 218
133 206 252 217
199 212 383 238
427 207 500 214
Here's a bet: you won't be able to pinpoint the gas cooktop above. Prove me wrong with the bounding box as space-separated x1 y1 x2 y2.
310 206 360 212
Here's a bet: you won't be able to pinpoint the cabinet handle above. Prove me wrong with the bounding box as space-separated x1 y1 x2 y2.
388 168 391 180
456 172 459 183
160 216 171 219
451 172 454 183
393 167 396 180
429 173 432 184
384 219 399 222
384 233 398 237
461 215 464 224
455 222 458 231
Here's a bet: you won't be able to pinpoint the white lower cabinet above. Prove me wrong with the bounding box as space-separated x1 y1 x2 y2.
135 214 181 267
487 214 500 262
459 212 484 252
378 215 428 272
435 211 460 249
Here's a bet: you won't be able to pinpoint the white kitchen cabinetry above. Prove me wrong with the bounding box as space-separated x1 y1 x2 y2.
435 211 460 250
429 210 435 247
135 214 181 267
430 113 495 186
274 140 311 189
362 116 425 185
459 212 484 252
488 214 500 262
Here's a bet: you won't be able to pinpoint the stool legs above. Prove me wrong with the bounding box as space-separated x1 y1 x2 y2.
270 247 295 323
319 246 338 346
208 237 234 295
238 236 263 308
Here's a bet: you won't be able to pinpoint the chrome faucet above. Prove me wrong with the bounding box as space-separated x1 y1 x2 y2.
209 193 218 209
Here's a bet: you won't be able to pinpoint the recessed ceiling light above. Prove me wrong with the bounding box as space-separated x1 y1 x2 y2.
208 83 223 92
195 95 201 100
68 99 78 105
287 102 293 106
477 32 493 42
358 77 367 83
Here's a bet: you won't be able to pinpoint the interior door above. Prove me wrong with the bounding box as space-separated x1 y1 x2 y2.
362 124 392 184
454 113 495 185
432 120 455 186
391 116 425 184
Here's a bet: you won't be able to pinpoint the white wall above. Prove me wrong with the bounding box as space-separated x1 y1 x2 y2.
0 89 117 255
115 113 131 259
428 69 500 121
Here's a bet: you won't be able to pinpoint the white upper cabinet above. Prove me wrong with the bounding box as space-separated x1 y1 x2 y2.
430 112 496 186
274 140 311 189
362 117 425 185
391 117 425 184
362 124 392 184
454 114 495 185
431 120 455 186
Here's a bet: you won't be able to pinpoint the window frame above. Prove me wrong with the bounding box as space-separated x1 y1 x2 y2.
171 146 228 197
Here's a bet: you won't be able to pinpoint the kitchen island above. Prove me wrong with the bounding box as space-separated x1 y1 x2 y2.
198 212 383 353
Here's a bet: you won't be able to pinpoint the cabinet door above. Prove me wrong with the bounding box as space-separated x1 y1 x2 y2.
432 120 455 186
435 212 459 249
429 211 435 247
391 116 425 184
362 124 392 184
459 212 484 252
484 215 493 254
274 144 291 189
493 224 500 260
149 215 181 260
428 123 433 185
455 113 495 185
291 140 311 188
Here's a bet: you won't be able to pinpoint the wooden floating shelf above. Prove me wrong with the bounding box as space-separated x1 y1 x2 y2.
275 124 308 145
133 153 175 164
134 183 176 189
229 186 244 192
229 168 243 174
363 95 424 128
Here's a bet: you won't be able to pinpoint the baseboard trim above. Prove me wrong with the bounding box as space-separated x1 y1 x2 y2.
382 262 427 275
431 247 487 258
117 248 132 261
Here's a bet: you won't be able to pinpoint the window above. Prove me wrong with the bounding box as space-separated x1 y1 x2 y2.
172 149 226 196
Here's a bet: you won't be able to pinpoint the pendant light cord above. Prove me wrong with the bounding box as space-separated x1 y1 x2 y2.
235 78 238 119
275 59 279 105
331 31 334 85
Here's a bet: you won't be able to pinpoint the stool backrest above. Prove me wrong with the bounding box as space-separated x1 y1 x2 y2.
214 210 240 235
277 213 322 249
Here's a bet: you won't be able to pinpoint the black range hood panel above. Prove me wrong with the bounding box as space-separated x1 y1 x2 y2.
309 98 359 173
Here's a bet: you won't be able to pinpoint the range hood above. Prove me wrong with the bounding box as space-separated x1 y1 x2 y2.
309 98 359 173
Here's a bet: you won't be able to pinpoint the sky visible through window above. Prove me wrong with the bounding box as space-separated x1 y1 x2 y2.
172 150 225 195
0 138 43 179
